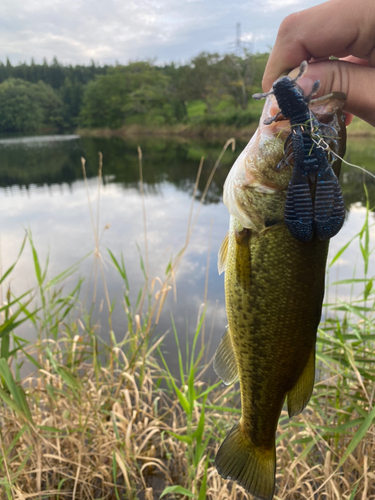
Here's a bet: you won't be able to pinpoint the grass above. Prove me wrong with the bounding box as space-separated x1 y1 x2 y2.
347 117 375 137
77 99 263 140
187 101 207 119
77 100 375 142
0 149 375 499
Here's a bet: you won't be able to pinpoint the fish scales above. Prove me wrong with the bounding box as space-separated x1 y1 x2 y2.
226 220 327 444
214 90 346 499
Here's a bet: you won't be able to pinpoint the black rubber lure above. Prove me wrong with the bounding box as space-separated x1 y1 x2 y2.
253 61 345 243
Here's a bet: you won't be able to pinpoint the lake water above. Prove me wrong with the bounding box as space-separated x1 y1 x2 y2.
1 133 374 378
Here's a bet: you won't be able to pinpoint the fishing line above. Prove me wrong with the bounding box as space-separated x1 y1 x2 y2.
334 154 375 180
272 114 375 180
311 135 375 180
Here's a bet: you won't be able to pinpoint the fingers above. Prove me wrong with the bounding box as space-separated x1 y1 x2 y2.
291 60 375 127
262 0 375 91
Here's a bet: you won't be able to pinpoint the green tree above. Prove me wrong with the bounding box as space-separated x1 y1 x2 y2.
185 52 225 113
185 51 269 113
59 76 85 128
0 79 64 132
219 52 255 110
160 63 188 121
79 62 175 128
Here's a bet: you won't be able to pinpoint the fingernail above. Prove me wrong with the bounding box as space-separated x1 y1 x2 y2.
287 64 319 95
296 76 316 96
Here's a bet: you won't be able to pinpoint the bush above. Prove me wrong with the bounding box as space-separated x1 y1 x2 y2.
79 63 179 128
0 78 64 132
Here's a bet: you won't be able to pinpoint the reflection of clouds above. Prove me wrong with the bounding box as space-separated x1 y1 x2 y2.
1 172 373 376
0 135 79 147
326 204 375 310
0 178 228 353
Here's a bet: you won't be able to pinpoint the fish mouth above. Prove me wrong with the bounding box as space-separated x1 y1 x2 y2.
223 92 347 232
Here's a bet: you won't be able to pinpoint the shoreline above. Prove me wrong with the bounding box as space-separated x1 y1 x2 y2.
76 121 375 141
76 124 258 141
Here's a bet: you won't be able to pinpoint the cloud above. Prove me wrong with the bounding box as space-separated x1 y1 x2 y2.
256 0 302 13
0 0 327 65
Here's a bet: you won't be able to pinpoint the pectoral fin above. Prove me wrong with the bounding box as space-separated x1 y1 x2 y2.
218 231 229 275
213 328 238 385
287 347 315 417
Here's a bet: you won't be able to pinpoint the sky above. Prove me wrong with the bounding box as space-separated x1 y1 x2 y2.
0 0 328 66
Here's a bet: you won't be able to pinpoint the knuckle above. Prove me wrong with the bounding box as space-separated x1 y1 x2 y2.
278 12 300 39
261 75 270 92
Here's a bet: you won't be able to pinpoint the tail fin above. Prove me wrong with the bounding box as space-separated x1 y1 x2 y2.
215 423 276 500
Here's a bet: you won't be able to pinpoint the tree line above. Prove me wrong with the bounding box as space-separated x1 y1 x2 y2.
0 52 269 133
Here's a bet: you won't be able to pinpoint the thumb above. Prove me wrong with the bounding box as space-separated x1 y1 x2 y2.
289 60 375 127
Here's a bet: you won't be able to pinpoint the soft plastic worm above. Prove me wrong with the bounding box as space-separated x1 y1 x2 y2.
253 62 345 242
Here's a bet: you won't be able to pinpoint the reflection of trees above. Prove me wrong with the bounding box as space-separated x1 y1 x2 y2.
340 166 375 209
0 138 80 187
0 134 373 210
82 136 241 204
340 140 375 209
0 136 243 203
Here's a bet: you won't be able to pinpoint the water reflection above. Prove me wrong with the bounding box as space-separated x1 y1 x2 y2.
0 134 238 206
0 133 374 378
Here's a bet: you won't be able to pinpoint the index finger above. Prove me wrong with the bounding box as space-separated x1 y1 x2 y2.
262 0 369 91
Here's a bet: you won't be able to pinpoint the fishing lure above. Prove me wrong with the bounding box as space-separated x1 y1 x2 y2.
253 61 345 242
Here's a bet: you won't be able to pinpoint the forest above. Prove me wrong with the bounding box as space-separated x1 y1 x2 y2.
0 52 268 133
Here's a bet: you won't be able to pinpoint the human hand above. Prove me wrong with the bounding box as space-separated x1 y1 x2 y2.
262 0 375 126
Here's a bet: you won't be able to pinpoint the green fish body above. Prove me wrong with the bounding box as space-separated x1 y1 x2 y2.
214 93 347 499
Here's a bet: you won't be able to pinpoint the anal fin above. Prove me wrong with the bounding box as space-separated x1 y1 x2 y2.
287 347 315 417
213 328 238 385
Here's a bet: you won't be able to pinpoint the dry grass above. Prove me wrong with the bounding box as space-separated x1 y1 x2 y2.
1 321 375 500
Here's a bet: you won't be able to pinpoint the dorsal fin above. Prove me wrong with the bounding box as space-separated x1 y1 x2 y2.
213 328 238 385
218 232 229 275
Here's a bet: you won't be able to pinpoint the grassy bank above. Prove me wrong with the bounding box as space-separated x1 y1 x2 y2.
1 156 375 499
76 100 263 140
76 102 375 141
347 116 375 137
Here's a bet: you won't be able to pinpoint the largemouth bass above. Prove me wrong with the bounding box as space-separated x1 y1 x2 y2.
214 92 346 500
